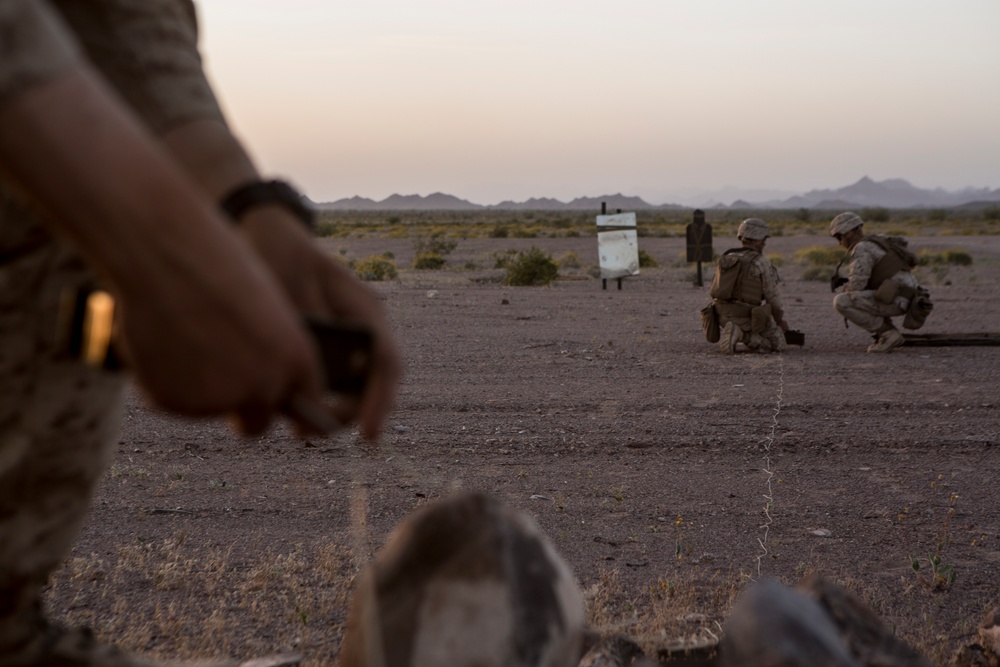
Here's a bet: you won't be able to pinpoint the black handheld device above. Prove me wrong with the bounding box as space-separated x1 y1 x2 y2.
304 316 374 396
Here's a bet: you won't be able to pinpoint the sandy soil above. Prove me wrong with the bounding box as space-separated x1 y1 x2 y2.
47 232 1000 665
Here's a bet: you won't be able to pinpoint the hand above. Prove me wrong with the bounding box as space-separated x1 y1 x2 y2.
240 208 401 441
113 222 327 437
0 68 326 436
778 319 790 332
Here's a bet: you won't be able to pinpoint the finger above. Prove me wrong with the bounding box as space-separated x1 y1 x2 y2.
357 342 402 442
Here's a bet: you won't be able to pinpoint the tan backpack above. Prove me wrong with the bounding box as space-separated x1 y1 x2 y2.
710 248 758 301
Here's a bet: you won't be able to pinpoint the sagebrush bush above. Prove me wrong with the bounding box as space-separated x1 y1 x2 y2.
413 234 457 257
794 245 846 265
638 250 659 268
801 265 833 281
502 247 559 286
861 207 891 223
413 252 446 270
492 248 517 269
353 255 398 281
557 251 582 269
918 248 973 266
315 219 337 237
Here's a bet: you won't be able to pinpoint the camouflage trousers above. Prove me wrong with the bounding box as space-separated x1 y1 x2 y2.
715 302 784 353
0 239 123 660
833 290 907 333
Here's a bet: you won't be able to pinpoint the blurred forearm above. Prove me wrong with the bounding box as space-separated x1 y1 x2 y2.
161 118 260 201
0 66 242 296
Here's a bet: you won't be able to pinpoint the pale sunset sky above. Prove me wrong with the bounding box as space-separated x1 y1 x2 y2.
197 1 1000 206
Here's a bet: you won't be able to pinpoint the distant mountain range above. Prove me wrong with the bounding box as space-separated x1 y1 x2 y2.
314 177 1000 211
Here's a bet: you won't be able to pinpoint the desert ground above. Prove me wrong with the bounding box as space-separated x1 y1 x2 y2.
46 228 1000 666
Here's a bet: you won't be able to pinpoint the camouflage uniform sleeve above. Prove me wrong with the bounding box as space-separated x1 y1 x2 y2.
48 0 225 135
0 1 81 106
756 254 785 322
846 239 885 292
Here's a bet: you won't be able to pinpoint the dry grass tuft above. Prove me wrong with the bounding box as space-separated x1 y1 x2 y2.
46 536 358 666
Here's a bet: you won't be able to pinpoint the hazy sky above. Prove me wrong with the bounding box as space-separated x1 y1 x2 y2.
198 1 1000 206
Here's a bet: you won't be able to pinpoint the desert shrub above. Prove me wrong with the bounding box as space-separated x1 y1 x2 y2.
984 206 1000 222
918 248 973 266
412 252 446 270
766 252 785 267
794 245 846 265
489 225 509 238
386 215 401 225
801 265 833 281
353 255 398 281
557 251 582 269
512 226 539 238
315 219 337 238
413 234 457 257
502 247 559 286
381 251 395 259
492 248 518 269
928 209 948 223
638 250 659 268
794 208 811 222
861 207 891 223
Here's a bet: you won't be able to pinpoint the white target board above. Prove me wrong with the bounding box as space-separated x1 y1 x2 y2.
596 212 639 280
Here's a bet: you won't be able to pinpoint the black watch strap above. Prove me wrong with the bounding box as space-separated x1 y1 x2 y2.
220 179 316 230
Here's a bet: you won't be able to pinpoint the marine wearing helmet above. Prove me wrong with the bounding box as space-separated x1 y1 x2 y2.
705 218 789 354
828 211 929 353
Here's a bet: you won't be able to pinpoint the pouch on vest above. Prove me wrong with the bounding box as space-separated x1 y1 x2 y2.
700 302 720 343
874 278 900 304
750 303 773 333
903 287 933 330
709 254 742 300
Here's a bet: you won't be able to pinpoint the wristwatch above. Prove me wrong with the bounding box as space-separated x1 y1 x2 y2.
220 179 316 230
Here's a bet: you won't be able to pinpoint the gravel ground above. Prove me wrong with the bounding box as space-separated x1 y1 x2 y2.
48 232 1000 665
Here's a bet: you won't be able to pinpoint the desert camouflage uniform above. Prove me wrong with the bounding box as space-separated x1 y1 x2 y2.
833 237 918 333
0 2 227 663
712 249 785 353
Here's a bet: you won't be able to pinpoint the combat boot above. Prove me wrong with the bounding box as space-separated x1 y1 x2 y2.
719 322 741 354
867 328 904 353
746 333 779 353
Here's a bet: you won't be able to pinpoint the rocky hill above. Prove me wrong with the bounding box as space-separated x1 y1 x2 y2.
314 177 1000 211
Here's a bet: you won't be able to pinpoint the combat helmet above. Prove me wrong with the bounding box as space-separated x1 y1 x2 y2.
737 218 769 241
829 212 864 237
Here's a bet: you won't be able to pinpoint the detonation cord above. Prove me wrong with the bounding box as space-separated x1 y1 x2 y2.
754 353 784 580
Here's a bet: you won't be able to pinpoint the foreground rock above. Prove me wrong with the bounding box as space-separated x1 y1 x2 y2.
339 491 585 667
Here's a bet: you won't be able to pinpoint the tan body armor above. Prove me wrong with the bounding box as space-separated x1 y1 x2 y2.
710 248 763 305
862 236 917 291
